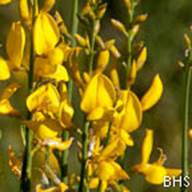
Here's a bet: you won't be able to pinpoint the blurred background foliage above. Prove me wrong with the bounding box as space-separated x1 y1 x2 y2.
0 0 192 191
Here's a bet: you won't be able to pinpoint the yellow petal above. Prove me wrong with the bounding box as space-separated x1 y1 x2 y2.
0 100 20 116
141 74 163 111
6 22 26 69
166 168 182 177
19 0 31 23
87 107 105 121
120 129 134 146
110 64 120 88
144 164 167 185
136 47 147 71
89 178 99 189
81 74 116 114
44 65 69 82
0 83 20 116
26 83 60 113
33 12 60 55
0 57 10 80
58 100 74 128
142 129 153 164
118 91 142 132
41 0 55 12
0 0 11 5
96 50 110 73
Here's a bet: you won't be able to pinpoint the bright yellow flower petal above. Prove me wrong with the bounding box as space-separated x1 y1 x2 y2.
142 129 153 164
0 57 10 80
59 99 74 128
19 0 31 23
26 83 60 113
41 0 55 12
136 47 147 71
0 100 20 116
89 177 99 189
141 74 163 111
6 22 26 69
144 164 167 185
44 65 69 82
0 83 20 116
119 91 142 132
96 49 110 73
33 12 60 55
24 120 59 139
81 74 116 115
0 0 11 5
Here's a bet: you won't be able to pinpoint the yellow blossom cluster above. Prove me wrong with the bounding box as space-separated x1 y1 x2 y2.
0 0 182 191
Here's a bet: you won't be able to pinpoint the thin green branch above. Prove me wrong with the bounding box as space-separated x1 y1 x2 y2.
181 64 192 192
20 27 34 192
78 121 90 192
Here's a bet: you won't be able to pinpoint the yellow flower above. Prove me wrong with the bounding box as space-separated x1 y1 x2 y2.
6 21 26 70
88 137 128 191
26 83 60 114
0 22 25 80
113 90 142 132
0 83 20 116
81 74 116 120
33 12 60 55
133 129 181 184
141 74 163 111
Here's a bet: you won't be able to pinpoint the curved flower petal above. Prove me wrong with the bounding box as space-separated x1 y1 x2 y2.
33 12 60 55
0 57 10 80
6 22 26 69
141 74 163 111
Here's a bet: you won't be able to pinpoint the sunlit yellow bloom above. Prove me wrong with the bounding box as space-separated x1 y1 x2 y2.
26 83 60 113
33 12 60 55
0 57 10 80
133 129 181 184
113 90 142 132
81 74 116 120
0 83 20 116
141 74 163 111
6 21 26 70
0 0 11 5
36 182 68 192
88 137 128 191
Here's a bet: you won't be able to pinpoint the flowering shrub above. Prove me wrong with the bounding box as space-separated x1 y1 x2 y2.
1 0 187 191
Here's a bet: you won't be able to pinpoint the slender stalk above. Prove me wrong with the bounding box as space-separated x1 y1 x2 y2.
125 3 135 89
78 121 90 192
181 65 192 192
20 24 35 192
61 0 79 182
88 21 97 74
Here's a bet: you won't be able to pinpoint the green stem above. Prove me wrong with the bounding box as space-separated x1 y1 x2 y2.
20 28 34 192
61 0 79 182
88 20 97 74
78 121 90 192
181 65 192 192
